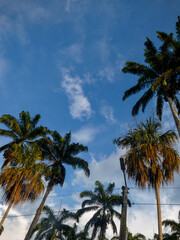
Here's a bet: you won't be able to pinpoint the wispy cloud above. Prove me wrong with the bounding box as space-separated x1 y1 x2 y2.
0 57 8 85
72 126 98 144
61 71 92 120
72 148 126 187
100 104 117 124
58 42 83 66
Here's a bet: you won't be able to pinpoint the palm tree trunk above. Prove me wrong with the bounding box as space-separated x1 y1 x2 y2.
0 200 13 229
24 183 53 240
155 183 163 240
167 97 180 136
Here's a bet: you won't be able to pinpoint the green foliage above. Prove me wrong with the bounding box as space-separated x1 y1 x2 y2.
0 226 4 235
114 117 180 188
0 144 45 206
127 228 146 240
162 211 180 239
0 111 48 167
122 17 180 120
77 181 125 240
40 130 90 188
32 206 76 240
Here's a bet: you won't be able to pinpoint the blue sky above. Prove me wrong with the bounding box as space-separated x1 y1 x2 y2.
0 0 180 239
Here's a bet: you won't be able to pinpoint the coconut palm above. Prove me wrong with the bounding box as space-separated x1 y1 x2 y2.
122 17 180 135
162 211 180 239
0 111 47 165
31 206 77 240
114 118 180 240
25 131 90 240
76 181 127 240
0 143 45 231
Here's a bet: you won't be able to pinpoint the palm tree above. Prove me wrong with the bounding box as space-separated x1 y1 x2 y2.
31 206 77 240
24 131 90 240
122 17 180 135
0 111 47 164
0 143 45 231
114 118 180 240
76 181 126 240
162 211 180 239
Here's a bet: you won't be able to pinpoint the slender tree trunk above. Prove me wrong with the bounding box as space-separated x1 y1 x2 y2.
155 183 163 240
167 97 180 137
0 200 13 229
24 183 53 240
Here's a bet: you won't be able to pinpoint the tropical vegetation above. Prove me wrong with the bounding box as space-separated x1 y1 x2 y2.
122 17 180 135
0 143 45 230
162 210 180 239
25 130 90 240
114 117 180 240
31 205 77 240
76 180 127 240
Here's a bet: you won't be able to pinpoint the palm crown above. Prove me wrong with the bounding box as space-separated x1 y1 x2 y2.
41 131 90 187
77 181 127 240
114 117 180 240
32 206 77 240
0 111 47 153
122 17 180 134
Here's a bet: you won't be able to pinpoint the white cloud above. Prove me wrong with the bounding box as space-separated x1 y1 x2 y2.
0 204 29 240
65 0 71 12
72 147 126 187
98 65 115 83
61 72 92 120
0 189 58 239
100 104 117 124
72 126 98 144
59 43 83 65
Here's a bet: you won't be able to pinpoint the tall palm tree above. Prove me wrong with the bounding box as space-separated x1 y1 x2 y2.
31 206 77 240
0 143 45 231
76 181 126 240
24 131 90 240
162 211 180 239
122 17 180 135
0 111 47 161
114 118 180 240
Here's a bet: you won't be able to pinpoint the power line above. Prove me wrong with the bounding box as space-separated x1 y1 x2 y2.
1 203 180 219
132 203 180 206
32 187 180 200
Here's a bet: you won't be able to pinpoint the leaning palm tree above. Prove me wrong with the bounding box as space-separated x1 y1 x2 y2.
0 143 45 231
0 111 47 160
114 118 180 240
76 181 126 240
162 211 180 239
24 131 90 240
122 17 180 135
31 206 77 240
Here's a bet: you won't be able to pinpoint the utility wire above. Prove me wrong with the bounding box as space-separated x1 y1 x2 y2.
1 203 180 220
30 187 180 200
